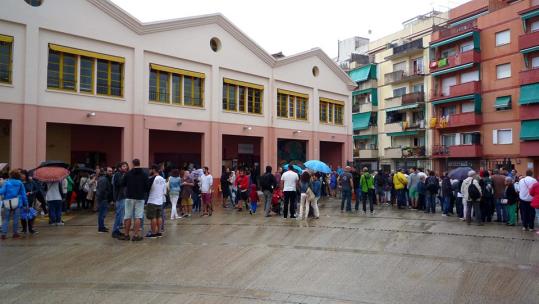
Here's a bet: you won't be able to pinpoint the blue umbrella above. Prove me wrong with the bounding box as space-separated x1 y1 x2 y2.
448 166 473 181
304 160 331 174
282 164 303 174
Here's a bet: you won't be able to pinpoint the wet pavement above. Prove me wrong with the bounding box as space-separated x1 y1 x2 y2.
0 198 538 304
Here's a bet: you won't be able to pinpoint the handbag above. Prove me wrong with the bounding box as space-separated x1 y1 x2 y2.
4 197 19 210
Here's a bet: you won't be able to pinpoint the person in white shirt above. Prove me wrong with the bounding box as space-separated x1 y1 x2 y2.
146 164 166 238
199 167 214 216
280 166 299 218
517 170 537 231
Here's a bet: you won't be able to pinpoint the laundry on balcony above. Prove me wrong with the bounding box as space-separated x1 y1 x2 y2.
438 58 448 68
429 61 438 69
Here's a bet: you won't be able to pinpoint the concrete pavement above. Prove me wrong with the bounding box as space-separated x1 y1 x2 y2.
0 198 537 304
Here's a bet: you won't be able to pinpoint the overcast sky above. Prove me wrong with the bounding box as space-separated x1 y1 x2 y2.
111 0 469 58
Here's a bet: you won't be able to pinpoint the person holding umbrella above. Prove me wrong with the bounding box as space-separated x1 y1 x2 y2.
0 170 28 240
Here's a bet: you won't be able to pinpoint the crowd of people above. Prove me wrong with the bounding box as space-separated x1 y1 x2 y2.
1 160 539 241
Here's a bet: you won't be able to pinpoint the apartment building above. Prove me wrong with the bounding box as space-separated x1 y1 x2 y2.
430 0 539 176
365 11 447 172
0 0 355 172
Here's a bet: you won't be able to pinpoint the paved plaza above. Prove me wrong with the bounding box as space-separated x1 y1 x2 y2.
0 198 538 304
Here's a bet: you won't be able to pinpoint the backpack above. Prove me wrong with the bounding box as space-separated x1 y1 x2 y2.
468 182 481 201
260 173 273 191
426 177 439 193
376 174 385 186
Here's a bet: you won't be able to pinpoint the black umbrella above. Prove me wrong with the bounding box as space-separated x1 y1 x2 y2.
39 160 69 169
448 167 473 180
73 167 95 174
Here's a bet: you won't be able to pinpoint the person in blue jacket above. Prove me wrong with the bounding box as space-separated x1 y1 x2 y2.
0 170 28 240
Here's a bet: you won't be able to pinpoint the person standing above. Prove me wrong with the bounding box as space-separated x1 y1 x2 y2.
64 173 74 212
480 171 495 222
338 166 353 213
167 169 181 220
200 167 214 216
461 171 483 226
352 169 362 212
121 159 149 241
491 169 507 223
228 169 237 208
504 177 519 227
96 167 113 233
374 170 387 206
0 170 27 239
45 178 66 226
21 171 38 234
180 171 195 217
249 183 259 215
298 171 312 220
111 162 128 238
393 168 408 209
220 167 231 208
517 170 537 231
281 166 299 219
311 173 322 219
235 169 249 212
146 164 166 238
529 179 539 235
360 168 375 215
441 173 453 216
407 168 420 209
425 171 439 214
260 166 277 217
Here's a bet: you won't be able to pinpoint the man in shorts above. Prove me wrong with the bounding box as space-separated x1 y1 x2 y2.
146 164 166 238
121 159 149 241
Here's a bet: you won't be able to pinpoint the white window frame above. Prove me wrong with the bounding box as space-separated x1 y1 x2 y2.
495 30 510 47
493 129 512 145
496 63 511 80
460 41 474 53
460 70 480 83
531 21 539 33
461 101 475 113
532 56 539 69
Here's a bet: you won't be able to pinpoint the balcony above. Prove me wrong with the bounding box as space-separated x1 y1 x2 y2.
384 147 403 158
386 38 423 60
519 30 539 52
384 69 425 85
355 126 378 136
359 149 379 159
432 112 482 129
402 146 426 158
432 144 483 158
353 102 374 113
429 50 481 75
356 79 377 91
521 141 539 157
432 19 478 41
431 81 481 101
385 122 404 133
520 68 539 86
520 103 539 120
402 92 425 104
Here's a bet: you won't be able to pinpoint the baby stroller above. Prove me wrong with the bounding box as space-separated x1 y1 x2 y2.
272 187 283 215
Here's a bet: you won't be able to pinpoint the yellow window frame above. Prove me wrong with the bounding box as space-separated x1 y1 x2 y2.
97 60 124 97
319 98 344 125
79 56 94 94
150 69 171 103
223 83 238 111
47 51 78 91
0 35 13 84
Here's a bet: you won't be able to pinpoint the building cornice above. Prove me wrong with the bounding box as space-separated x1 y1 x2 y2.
87 0 355 88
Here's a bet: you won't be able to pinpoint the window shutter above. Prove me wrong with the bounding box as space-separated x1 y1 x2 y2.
492 129 498 144
455 133 461 145
508 129 513 144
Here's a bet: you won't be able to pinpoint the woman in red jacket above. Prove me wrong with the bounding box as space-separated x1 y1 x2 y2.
529 180 539 235
235 169 249 211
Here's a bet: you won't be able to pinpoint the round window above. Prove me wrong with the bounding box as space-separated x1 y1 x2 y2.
210 37 221 52
24 0 43 7
312 66 319 77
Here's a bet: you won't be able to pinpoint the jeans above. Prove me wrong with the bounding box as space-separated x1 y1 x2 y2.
396 189 406 208
48 200 62 224
283 191 297 218
442 196 451 215
2 207 20 235
98 200 109 230
520 200 535 230
456 197 464 218
354 188 362 211
170 194 179 219
113 199 125 233
495 198 507 222
426 193 436 213
263 190 273 216
340 189 352 211
299 193 310 220
362 190 374 213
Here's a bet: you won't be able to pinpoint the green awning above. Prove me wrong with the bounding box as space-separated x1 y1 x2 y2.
520 83 539 105
385 103 419 112
521 9 539 32
432 94 482 113
430 31 474 49
431 62 475 77
387 131 418 137
349 64 376 82
353 134 376 140
521 45 539 54
353 112 372 130
495 96 511 109
352 88 378 107
521 120 539 141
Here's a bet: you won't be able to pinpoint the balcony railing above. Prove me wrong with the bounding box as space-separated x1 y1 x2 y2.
519 30 539 52
431 113 482 129
384 69 425 85
359 149 379 159
520 68 539 86
521 141 539 157
434 19 478 40
432 144 483 158
387 38 423 59
356 79 377 91
385 146 426 159
356 125 378 136
385 147 403 159
402 92 425 104
431 81 481 101
430 50 481 74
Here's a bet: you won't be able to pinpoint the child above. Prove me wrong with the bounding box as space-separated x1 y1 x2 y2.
192 177 201 214
249 184 258 215
272 187 283 215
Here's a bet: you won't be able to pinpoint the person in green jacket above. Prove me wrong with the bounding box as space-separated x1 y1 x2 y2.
360 167 375 215
64 174 74 212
